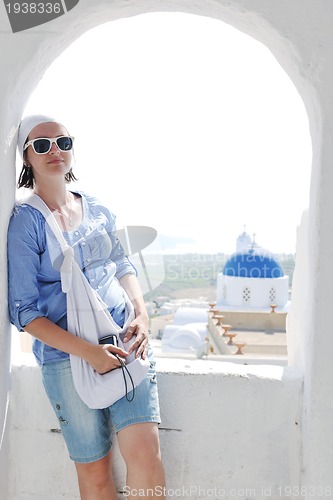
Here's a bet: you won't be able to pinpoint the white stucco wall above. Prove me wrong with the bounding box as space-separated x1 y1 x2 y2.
8 357 303 500
2 0 333 498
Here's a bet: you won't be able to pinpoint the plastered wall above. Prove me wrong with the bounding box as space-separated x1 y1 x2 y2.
8 358 303 500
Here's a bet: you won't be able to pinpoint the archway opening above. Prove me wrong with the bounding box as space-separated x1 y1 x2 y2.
17 12 312 362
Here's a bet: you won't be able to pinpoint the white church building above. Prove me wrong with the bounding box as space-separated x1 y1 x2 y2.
217 230 289 310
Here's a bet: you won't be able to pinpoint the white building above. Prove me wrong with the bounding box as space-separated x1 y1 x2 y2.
236 228 252 252
217 233 289 310
161 307 208 355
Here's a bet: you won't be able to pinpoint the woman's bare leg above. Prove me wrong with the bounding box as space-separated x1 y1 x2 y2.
75 450 118 500
117 422 165 499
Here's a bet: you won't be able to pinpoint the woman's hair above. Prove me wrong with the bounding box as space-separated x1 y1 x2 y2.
17 151 78 189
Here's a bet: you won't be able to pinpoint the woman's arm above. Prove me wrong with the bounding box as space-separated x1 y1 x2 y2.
101 204 149 358
23 317 128 374
119 273 150 359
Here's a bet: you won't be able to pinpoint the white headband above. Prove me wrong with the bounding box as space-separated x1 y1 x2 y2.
17 114 60 159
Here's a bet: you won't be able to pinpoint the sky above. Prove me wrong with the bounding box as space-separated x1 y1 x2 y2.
22 12 312 255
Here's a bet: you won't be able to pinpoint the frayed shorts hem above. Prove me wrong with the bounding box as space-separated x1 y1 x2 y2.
113 416 161 434
70 444 112 464
70 418 161 463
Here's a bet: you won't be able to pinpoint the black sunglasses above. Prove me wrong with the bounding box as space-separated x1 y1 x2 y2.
23 136 74 155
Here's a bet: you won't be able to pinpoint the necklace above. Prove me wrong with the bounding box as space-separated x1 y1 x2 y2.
49 194 74 227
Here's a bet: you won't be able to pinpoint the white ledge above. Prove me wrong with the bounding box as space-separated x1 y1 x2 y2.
156 356 302 380
11 349 302 382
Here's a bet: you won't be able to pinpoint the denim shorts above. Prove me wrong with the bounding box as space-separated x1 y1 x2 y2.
41 349 161 463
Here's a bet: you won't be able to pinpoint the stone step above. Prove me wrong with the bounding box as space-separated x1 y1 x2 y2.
220 330 287 355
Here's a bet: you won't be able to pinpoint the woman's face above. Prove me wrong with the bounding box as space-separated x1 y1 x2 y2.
25 121 73 183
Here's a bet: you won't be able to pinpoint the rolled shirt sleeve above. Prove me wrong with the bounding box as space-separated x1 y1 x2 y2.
7 205 46 331
110 233 137 280
99 205 137 280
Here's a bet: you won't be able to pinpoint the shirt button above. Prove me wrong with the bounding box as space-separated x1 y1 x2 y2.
15 303 20 307
86 258 91 263
81 241 86 246
75 231 79 236
91 278 95 283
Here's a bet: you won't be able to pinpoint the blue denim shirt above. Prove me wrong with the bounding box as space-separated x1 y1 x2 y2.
7 191 136 365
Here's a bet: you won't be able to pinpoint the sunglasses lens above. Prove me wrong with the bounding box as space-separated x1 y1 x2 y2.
30 136 74 154
57 136 73 151
33 139 52 154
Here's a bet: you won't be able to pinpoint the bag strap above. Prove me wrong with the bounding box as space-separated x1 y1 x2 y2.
24 194 69 249
23 194 74 293
24 194 137 401
23 193 135 324
114 354 135 402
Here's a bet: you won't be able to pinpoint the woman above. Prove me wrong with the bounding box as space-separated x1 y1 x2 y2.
7 115 165 499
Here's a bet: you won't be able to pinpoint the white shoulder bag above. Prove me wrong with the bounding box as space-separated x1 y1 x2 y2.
25 194 150 409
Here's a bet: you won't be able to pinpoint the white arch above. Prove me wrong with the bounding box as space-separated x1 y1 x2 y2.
1 0 333 494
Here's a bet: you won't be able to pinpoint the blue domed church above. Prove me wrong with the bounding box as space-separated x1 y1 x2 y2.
217 231 289 310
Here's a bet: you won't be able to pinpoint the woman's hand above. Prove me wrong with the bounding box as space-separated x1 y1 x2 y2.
123 313 149 359
118 274 150 359
85 343 129 375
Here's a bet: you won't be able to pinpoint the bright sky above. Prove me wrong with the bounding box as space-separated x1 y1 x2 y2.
23 12 312 255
